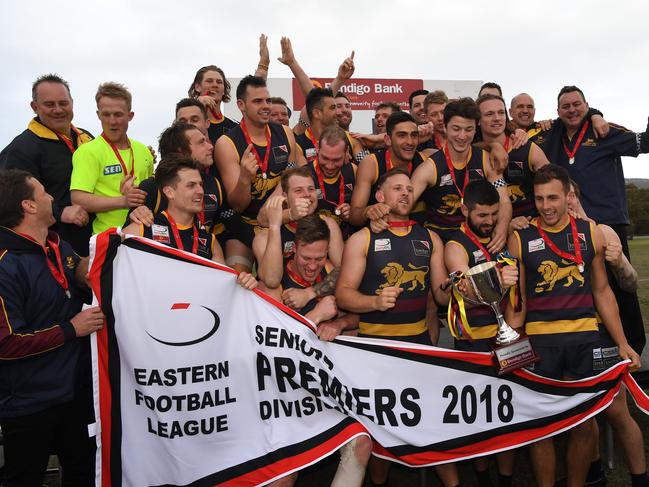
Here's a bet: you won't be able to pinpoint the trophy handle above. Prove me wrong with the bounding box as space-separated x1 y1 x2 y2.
449 272 483 306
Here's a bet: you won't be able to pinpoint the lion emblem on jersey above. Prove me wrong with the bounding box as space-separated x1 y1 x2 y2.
378 263 429 291
438 194 461 215
251 173 278 200
508 184 526 203
535 259 585 293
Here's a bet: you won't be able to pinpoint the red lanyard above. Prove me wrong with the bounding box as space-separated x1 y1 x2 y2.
19 232 70 298
101 133 134 177
434 133 443 150
163 211 199 255
55 126 82 154
503 136 511 153
306 128 319 152
240 119 271 177
314 160 345 209
536 216 584 272
443 143 471 199
202 92 224 123
286 260 322 288
563 121 589 164
462 223 492 262
386 150 412 174
388 220 417 228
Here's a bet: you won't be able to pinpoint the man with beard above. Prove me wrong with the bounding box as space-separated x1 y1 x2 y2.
0 74 92 255
336 168 457 487
350 112 429 227
506 164 640 487
445 179 518 487
409 98 512 248
335 92 353 130
477 94 549 219
214 75 299 272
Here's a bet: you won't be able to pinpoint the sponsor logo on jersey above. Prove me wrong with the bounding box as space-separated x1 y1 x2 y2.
567 232 587 251
104 164 123 175
374 238 391 252
283 240 296 257
528 238 545 253
440 174 453 186
411 240 431 257
473 249 486 263
152 224 171 244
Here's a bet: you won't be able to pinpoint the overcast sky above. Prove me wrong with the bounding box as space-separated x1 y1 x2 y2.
2 0 648 177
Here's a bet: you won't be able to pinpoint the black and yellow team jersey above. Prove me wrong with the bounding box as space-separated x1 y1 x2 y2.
358 224 432 337
126 167 224 235
295 128 356 164
514 217 599 346
446 224 503 340
223 122 292 225
424 147 489 242
279 222 298 264
366 150 428 225
142 211 215 260
307 159 355 232
281 260 332 316
207 116 238 145
505 141 538 218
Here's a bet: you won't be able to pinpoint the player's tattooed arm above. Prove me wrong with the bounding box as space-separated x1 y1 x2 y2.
610 256 638 294
313 268 341 298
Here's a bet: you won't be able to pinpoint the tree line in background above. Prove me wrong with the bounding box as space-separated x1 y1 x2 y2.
627 184 649 236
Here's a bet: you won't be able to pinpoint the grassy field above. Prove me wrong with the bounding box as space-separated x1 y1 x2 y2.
629 237 649 328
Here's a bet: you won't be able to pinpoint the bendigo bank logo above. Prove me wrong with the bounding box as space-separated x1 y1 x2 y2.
534 260 585 293
378 263 428 292
146 303 220 346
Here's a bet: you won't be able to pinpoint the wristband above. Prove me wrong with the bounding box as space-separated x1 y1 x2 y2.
492 178 507 189
298 118 310 128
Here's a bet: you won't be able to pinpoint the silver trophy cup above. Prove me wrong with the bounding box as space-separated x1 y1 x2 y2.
453 261 520 345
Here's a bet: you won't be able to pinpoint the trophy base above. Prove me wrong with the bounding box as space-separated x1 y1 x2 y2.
492 334 539 375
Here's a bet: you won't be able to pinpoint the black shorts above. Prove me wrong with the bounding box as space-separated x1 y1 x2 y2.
454 338 492 353
591 325 622 372
526 341 599 379
358 331 433 346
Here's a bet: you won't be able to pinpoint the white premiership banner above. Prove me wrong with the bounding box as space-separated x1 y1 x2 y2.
88 231 649 487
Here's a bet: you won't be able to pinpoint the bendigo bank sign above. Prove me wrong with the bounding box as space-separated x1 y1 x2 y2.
292 78 424 111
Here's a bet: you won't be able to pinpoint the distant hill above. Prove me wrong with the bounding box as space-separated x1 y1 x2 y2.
627 179 649 189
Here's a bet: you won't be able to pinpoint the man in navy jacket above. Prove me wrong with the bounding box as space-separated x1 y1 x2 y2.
0 169 103 486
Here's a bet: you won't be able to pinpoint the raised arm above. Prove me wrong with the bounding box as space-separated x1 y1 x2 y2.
253 196 286 289
253 34 270 80
330 51 355 95
277 37 314 97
